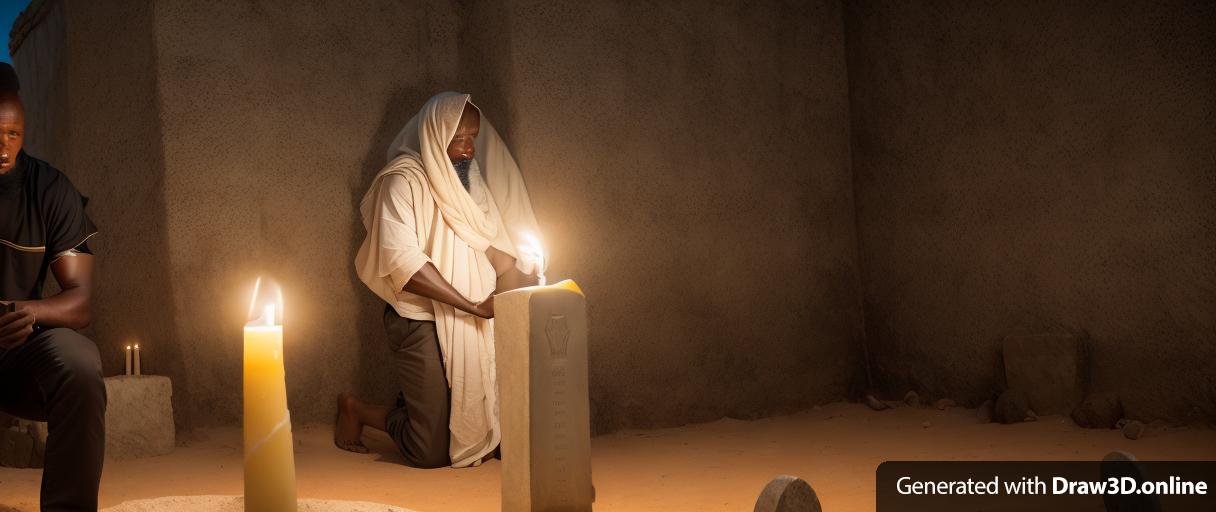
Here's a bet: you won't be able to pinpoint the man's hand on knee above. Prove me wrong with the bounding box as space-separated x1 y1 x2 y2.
0 303 36 348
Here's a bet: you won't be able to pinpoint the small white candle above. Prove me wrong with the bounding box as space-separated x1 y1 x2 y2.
125 345 132 376
134 344 141 376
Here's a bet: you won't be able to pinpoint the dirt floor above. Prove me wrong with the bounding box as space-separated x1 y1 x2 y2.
1 403 1213 512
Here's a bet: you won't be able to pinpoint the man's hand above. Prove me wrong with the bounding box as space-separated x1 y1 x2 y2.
0 303 36 348
471 295 495 319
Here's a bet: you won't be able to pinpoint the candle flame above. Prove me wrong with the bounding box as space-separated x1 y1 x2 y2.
519 232 547 277
246 276 284 326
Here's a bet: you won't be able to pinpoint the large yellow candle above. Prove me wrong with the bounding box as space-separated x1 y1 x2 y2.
243 278 297 511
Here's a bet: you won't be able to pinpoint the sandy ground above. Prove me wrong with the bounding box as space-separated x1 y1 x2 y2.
1 403 1213 512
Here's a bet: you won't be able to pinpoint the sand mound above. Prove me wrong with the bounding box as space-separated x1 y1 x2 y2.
101 495 416 512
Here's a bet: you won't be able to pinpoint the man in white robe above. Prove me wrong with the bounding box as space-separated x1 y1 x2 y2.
340 92 544 468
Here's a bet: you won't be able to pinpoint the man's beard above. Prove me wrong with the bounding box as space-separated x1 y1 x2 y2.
452 158 472 191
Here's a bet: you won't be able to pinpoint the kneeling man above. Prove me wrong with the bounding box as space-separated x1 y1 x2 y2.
341 92 544 468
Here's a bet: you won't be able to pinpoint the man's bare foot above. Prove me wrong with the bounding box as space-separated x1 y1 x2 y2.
334 392 369 454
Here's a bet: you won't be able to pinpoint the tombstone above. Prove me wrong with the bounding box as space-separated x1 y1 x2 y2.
754 475 822 512
1002 334 1086 415
494 280 593 512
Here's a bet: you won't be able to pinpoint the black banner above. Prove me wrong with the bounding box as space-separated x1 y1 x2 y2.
876 460 1216 511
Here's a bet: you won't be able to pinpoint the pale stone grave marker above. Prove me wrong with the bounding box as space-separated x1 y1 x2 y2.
494 281 593 512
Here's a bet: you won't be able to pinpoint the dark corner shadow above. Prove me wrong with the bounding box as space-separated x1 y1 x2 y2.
349 86 432 409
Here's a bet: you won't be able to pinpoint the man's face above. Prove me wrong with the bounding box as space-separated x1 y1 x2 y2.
0 94 24 175
447 104 480 165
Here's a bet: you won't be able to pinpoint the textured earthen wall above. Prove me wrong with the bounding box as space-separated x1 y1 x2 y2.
845 1 1216 421
15 0 865 431
148 1 463 427
458 0 864 432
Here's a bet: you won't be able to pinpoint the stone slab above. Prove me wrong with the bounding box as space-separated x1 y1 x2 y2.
100 495 416 511
104 375 175 460
494 281 593 512
1002 334 1086 415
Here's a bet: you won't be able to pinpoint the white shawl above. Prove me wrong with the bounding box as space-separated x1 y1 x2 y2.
355 92 541 467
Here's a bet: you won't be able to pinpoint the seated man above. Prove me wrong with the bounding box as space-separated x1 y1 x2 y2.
341 92 544 468
0 63 107 510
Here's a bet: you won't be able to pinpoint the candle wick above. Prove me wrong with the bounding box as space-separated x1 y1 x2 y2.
260 304 276 326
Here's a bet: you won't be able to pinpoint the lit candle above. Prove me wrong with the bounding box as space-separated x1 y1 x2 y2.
134 344 141 376
521 233 547 286
125 345 132 376
243 277 297 511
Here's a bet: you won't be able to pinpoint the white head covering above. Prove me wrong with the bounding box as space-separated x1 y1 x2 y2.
387 91 544 273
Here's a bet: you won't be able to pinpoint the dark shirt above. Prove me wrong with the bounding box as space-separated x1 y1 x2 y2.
0 151 97 302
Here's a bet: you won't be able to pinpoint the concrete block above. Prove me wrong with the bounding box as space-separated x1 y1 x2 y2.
1002 334 1086 415
105 375 175 460
494 281 593 512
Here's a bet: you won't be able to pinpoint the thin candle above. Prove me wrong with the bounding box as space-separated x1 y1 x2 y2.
124 345 132 376
134 344 141 376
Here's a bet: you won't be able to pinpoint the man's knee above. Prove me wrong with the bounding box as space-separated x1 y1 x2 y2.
408 447 451 469
38 329 106 409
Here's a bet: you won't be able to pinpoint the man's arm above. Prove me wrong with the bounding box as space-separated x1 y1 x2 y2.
12 253 94 329
0 253 93 347
403 262 496 318
486 246 540 292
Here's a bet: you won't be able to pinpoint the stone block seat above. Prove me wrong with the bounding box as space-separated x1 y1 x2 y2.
0 375 175 468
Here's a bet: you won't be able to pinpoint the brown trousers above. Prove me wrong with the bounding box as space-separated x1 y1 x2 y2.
382 305 451 468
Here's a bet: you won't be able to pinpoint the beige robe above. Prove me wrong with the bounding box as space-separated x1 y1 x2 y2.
355 92 542 467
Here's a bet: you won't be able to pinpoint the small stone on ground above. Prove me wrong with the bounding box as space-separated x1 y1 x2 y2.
864 395 890 411
995 389 1030 424
1122 420 1146 440
1071 392 1123 429
976 400 994 424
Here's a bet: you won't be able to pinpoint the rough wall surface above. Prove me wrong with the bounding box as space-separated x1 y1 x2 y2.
13 0 861 432
459 0 864 432
148 1 461 427
11 0 859 433
845 1 1216 421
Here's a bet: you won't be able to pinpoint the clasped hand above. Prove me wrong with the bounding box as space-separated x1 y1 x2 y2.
0 302 35 348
